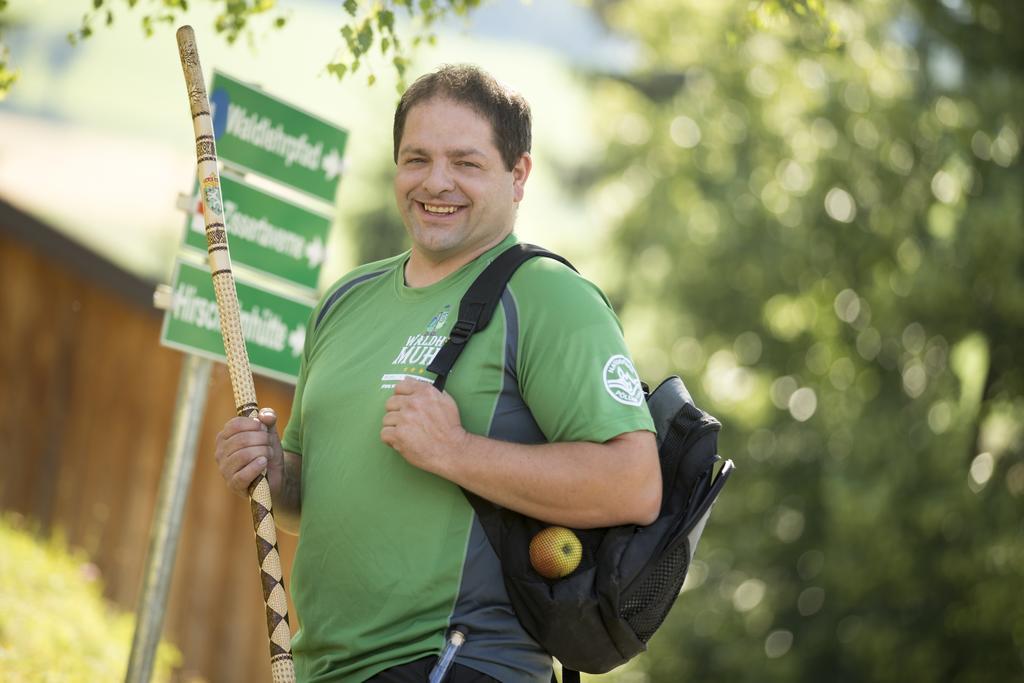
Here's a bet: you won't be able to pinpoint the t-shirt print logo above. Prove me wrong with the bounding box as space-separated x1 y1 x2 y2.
426 305 450 333
603 355 644 406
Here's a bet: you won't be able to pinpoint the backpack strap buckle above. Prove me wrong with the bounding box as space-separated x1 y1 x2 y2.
448 319 477 345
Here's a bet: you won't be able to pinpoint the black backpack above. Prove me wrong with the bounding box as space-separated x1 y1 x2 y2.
426 243 734 681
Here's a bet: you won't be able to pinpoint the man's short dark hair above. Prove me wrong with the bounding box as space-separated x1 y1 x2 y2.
393 64 531 171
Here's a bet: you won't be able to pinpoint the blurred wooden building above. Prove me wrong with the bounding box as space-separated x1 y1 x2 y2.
0 197 299 682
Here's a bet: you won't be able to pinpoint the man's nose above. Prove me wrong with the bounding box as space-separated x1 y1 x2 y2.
422 161 455 195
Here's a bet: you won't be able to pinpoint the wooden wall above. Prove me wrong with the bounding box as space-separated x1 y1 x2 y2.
0 200 299 682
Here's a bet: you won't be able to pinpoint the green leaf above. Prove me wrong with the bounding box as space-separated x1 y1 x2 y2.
356 21 373 52
343 0 358 16
0 59 17 99
340 24 355 51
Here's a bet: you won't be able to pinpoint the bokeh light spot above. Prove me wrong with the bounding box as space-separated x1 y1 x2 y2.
771 376 798 409
834 289 861 323
775 507 805 542
734 331 763 365
797 550 825 580
733 578 767 612
825 187 857 223
856 329 881 361
991 125 1020 167
902 322 926 353
829 357 857 391
886 139 915 174
670 115 702 149
671 337 705 374
798 587 825 617
931 170 961 204
765 630 794 658
902 361 927 398
928 401 953 434
788 387 818 421
969 452 995 492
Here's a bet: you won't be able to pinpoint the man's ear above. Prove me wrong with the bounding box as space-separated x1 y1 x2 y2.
512 152 532 203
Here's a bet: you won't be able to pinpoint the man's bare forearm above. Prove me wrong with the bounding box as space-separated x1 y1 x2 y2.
433 431 661 529
381 379 661 529
269 451 302 534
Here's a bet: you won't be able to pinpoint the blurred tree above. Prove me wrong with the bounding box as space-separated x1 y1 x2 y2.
582 0 1023 681
0 0 831 99
347 161 408 264
0 0 485 99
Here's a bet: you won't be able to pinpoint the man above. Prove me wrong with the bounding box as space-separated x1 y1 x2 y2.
215 65 660 682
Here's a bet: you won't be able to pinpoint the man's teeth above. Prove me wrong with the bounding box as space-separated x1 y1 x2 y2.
423 203 459 214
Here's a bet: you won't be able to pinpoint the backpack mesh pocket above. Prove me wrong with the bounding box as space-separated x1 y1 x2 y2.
619 540 691 642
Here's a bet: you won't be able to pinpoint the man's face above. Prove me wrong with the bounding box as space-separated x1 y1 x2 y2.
394 97 531 265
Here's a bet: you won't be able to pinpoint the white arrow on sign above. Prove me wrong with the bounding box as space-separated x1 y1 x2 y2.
321 147 345 181
288 324 306 357
304 235 325 268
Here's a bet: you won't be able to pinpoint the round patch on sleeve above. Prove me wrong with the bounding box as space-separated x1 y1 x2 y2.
603 355 644 406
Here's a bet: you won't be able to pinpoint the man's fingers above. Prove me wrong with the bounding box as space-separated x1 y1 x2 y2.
230 454 269 496
214 411 280 498
217 415 265 446
393 377 429 395
220 429 270 460
221 442 270 472
258 407 278 431
381 412 400 428
384 394 408 412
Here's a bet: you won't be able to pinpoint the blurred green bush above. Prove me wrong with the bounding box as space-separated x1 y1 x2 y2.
0 514 180 682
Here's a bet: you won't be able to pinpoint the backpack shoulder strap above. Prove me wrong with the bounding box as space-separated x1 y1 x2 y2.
427 243 575 391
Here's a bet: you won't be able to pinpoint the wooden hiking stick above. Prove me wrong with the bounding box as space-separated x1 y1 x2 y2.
175 25 296 683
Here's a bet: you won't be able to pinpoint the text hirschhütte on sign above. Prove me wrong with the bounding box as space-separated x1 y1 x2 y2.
171 282 289 352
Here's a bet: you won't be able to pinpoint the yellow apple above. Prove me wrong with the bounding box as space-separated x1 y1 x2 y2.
529 526 583 579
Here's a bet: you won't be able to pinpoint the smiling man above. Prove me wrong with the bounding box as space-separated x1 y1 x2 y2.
215 65 660 682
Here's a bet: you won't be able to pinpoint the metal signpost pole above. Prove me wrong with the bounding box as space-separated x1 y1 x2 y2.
125 353 213 683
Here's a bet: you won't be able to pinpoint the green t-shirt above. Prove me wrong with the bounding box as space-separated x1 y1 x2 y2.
281 234 654 682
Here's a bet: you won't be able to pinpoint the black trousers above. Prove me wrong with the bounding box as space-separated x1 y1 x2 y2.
366 656 502 682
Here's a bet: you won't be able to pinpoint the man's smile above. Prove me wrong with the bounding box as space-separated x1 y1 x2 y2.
417 201 466 216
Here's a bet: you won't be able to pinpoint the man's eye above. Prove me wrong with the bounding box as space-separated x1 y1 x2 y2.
457 161 479 168
405 158 425 164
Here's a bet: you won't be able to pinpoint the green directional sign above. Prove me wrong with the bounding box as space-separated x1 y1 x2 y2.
183 173 331 291
209 71 349 204
160 260 313 384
